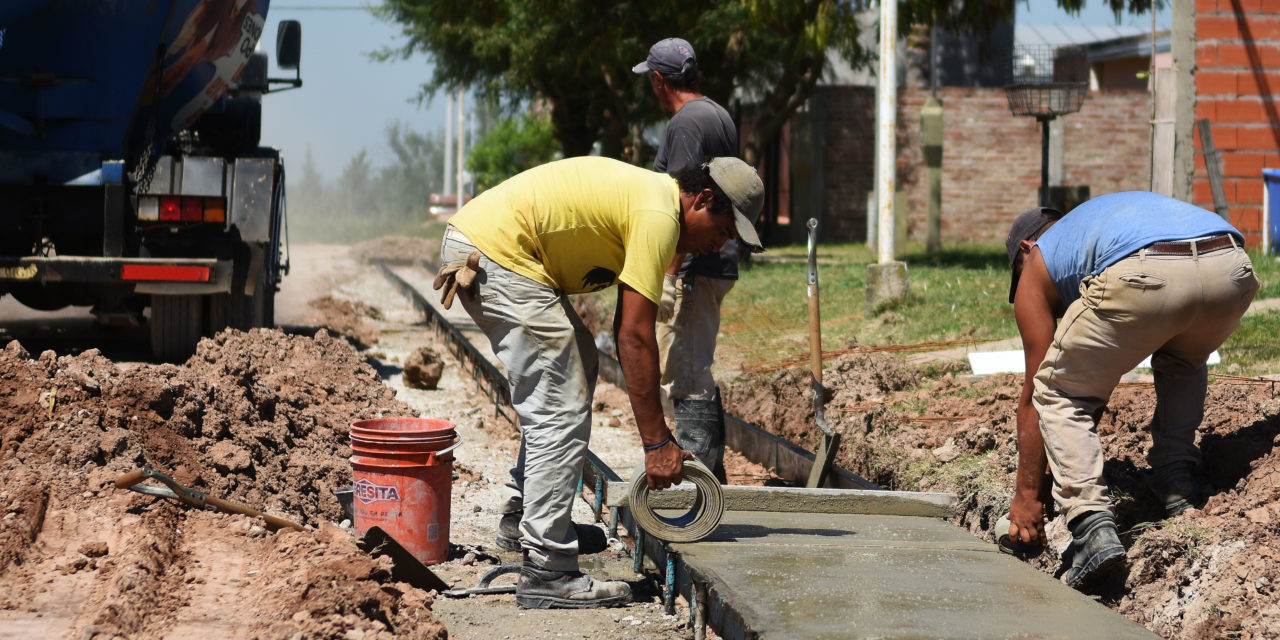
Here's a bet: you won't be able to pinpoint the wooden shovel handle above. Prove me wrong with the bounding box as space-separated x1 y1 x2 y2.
115 467 305 532
114 468 148 490
204 496 306 532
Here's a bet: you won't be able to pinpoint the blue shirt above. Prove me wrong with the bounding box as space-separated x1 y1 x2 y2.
1037 191 1242 306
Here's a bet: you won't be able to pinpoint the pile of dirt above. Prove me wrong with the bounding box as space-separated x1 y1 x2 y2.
351 236 441 266
0 330 446 639
308 295 384 347
723 356 1280 639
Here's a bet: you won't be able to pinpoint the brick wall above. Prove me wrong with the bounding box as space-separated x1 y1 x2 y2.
813 87 1152 243
1195 1 1280 245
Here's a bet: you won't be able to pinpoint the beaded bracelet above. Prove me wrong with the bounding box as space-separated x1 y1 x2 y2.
643 437 671 451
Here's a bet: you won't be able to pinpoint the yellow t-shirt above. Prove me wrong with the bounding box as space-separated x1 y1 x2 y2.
449 157 680 304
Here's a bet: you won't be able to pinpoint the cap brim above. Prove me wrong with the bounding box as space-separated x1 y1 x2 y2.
1008 271 1019 304
632 61 651 74
735 209 763 251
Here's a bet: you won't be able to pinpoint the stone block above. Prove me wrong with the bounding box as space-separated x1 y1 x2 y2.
866 261 909 312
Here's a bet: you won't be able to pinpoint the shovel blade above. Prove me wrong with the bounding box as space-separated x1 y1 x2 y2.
360 525 451 592
805 432 842 489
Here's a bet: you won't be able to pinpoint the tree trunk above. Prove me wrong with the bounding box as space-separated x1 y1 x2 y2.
550 99 597 158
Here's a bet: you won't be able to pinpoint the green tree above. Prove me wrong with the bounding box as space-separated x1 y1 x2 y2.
467 111 559 192
338 150 374 220
375 1 1160 165
377 121 445 219
293 146 328 221
289 123 453 242
374 0 867 164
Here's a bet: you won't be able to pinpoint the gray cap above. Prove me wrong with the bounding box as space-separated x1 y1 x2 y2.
706 157 765 251
1005 207 1062 303
632 37 697 76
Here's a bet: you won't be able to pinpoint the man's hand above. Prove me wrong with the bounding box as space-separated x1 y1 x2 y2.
657 273 679 322
1007 491 1047 547
643 438 694 490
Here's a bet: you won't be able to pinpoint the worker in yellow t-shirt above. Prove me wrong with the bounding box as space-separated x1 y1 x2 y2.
436 155 763 610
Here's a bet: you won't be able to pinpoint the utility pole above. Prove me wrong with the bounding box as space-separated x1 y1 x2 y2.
456 89 465 206
443 96 453 197
875 0 897 265
866 0 909 311
468 107 476 195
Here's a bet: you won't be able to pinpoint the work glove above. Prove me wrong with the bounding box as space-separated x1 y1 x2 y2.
657 273 679 322
432 250 482 310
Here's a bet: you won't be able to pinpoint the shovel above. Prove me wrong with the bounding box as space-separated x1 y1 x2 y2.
115 466 306 532
804 219 841 489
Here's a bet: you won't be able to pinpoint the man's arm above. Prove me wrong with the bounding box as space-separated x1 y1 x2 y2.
1009 248 1060 547
615 283 689 489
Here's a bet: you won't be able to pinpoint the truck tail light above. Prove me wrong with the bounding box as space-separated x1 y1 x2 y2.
180 197 202 222
138 196 159 221
159 196 182 221
138 196 226 225
203 198 226 223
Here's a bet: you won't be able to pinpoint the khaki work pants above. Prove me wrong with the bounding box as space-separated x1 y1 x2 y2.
441 227 598 571
1034 242 1258 525
657 275 735 418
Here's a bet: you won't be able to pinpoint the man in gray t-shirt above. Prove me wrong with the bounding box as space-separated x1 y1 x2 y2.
634 37 763 482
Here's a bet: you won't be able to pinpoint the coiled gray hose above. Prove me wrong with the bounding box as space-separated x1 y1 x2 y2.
628 459 725 542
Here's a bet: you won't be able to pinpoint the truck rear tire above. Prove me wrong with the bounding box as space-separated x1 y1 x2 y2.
211 260 274 332
150 294 204 362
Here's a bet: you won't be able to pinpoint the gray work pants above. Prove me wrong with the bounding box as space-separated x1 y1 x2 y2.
1034 241 1258 525
441 226 598 571
656 275 735 417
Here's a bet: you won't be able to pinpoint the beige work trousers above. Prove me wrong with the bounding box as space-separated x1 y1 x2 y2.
441 227 598 571
657 275 735 418
1034 242 1258 525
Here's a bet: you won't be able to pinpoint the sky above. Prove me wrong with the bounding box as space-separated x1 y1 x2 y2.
259 1 1172 181
259 2 452 181
1019 0 1171 29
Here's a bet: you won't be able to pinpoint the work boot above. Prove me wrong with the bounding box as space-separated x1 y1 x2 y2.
673 395 727 483
1146 460 1207 518
515 559 631 609
496 512 608 554
1062 511 1127 590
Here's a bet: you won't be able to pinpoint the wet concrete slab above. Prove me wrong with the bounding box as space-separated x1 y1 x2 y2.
670 511 1159 639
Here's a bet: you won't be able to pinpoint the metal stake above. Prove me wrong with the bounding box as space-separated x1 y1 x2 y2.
693 583 707 640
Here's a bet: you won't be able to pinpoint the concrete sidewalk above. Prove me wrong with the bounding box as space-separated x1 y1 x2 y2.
671 511 1159 639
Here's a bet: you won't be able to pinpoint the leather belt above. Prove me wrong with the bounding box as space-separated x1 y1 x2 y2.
1143 234 1236 257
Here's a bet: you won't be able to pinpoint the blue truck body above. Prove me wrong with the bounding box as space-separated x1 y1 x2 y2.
0 0 300 360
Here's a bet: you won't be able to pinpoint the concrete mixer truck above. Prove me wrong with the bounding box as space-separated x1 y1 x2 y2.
0 0 302 360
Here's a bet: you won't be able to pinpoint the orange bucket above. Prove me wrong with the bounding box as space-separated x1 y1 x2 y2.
350 417 460 566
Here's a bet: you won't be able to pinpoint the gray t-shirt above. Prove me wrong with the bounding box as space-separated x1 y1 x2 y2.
654 97 742 279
